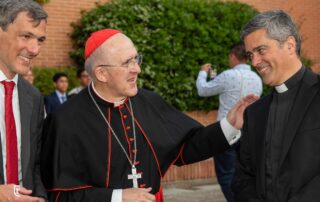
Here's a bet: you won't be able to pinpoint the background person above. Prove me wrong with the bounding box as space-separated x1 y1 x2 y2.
68 68 91 97
44 72 69 114
196 43 262 202
21 69 35 85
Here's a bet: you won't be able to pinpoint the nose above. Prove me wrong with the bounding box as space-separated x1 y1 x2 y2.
27 39 41 55
130 62 141 74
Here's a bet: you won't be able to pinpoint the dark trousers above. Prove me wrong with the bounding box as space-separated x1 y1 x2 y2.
214 148 236 202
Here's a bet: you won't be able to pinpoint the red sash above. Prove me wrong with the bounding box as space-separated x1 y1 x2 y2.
155 186 164 202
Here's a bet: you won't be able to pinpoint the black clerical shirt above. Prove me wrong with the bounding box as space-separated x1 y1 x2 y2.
265 67 305 201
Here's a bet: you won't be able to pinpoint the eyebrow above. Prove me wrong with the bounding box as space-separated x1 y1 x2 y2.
252 45 268 52
121 54 137 65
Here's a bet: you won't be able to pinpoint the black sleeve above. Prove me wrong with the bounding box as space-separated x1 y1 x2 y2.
176 122 230 165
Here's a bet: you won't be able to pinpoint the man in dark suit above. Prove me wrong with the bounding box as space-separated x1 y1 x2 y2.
44 72 69 114
232 10 320 202
0 0 47 201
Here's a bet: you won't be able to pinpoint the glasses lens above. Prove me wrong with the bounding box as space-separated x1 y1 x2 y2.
126 54 143 68
136 54 143 65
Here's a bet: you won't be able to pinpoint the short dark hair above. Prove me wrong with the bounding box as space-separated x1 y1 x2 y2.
76 68 86 78
53 72 68 82
240 10 301 56
0 0 48 31
229 43 247 61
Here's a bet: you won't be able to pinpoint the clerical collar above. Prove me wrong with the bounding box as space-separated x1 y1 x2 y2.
91 82 127 107
274 67 305 94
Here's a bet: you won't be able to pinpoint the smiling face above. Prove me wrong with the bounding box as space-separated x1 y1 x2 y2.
0 11 46 79
94 34 141 101
244 29 299 86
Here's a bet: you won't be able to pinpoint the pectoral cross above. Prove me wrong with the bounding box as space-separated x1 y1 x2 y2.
128 166 142 188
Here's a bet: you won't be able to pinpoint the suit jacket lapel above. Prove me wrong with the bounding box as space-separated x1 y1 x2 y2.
253 94 272 194
279 69 319 167
18 77 32 180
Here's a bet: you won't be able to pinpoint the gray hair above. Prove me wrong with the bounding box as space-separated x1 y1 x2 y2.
240 10 301 56
0 0 48 31
84 45 105 81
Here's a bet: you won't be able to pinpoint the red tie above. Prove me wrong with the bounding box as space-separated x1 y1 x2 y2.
1 81 18 184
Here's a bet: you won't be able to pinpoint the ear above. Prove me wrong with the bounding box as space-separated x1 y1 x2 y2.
286 36 296 54
94 67 108 82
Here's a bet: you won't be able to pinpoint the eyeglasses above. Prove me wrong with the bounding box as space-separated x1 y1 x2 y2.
97 54 143 69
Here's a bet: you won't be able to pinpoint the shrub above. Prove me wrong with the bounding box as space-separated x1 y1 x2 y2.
70 0 259 111
34 0 50 4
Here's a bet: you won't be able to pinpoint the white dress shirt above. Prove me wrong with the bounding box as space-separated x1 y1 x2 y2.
196 64 263 121
55 90 67 104
0 71 22 184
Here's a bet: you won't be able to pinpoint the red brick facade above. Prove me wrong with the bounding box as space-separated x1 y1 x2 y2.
35 0 320 73
33 0 110 67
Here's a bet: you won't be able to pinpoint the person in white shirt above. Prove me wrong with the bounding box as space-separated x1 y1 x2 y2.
196 43 263 202
68 68 91 97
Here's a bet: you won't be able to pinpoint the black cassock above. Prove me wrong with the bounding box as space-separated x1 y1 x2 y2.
41 86 229 202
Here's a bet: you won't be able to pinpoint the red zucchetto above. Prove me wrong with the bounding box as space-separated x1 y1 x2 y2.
84 29 121 59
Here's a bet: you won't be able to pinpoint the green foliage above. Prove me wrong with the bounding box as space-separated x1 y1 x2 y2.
34 0 50 4
69 0 258 111
33 67 78 96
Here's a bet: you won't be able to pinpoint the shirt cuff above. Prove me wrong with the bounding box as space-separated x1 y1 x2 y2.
111 189 122 202
220 118 241 145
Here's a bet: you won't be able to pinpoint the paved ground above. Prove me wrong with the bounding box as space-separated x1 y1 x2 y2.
163 178 226 202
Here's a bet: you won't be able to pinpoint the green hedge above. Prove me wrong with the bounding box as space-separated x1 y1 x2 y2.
34 0 50 4
33 67 78 96
69 0 258 111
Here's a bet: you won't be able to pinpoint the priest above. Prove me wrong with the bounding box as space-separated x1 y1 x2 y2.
40 29 258 202
232 10 320 202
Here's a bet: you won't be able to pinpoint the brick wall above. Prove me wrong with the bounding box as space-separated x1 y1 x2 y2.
33 0 110 67
35 0 320 73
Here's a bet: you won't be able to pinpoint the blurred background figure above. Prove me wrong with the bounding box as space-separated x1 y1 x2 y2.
44 72 69 114
196 42 263 202
22 69 35 84
68 68 91 97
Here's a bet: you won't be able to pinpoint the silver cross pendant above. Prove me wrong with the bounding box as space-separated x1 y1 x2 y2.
128 166 142 188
